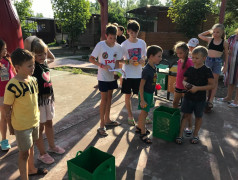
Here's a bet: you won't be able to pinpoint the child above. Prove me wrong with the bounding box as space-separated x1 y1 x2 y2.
0 40 15 151
89 24 122 136
176 46 214 144
117 25 126 45
187 38 199 58
198 24 228 112
121 20 147 126
4 48 48 179
137 45 163 144
173 42 193 136
25 37 65 164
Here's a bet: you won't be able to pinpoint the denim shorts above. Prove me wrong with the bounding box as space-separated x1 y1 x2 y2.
205 56 222 74
181 97 206 118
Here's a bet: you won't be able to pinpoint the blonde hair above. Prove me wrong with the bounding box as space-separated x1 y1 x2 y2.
31 38 48 54
212 23 226 39
192 46 208 58
234 28 238 35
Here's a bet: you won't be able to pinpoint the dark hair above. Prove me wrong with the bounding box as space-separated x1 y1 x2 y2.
127 20 140 32
174 41 189 69
0 39 6 54
106 24 117 36
192 46 208 57
118 25 125 33
11 48 34 66
147 45 163 59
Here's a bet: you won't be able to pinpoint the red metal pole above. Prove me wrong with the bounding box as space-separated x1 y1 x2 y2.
0 0 24 53
219 0 227 24
98 0 108 40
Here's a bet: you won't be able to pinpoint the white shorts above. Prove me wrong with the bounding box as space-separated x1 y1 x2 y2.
39 101 55 123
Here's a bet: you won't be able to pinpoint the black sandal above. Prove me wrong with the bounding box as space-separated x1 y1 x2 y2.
190 136 199 144
204 101 213 113
140 134 152 144
135 126 150 135
175 137 183 144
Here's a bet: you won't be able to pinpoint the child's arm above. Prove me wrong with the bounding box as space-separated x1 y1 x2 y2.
46 49 55 64
89 56 112 70
184 78 215 93
222 41 229 74
198 30 212 42
115 60 119 69
4 104 14 135
139 79 147 108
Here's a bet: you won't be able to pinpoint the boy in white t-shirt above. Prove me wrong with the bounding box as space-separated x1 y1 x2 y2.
89 24 123 136
121 20 147 126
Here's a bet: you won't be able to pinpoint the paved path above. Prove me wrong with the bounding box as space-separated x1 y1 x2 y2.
0 70 238 180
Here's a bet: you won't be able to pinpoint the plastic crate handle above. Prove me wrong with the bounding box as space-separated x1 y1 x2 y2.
76 151 83 157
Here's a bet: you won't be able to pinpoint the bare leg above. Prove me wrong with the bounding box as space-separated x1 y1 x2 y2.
35 123 47 155
179 114 192 137
208 73 219 102
137 110 148 134
100 92 108 128
0 106 7 140
104 90 113 123
18 150 30 180
193 117 202 137
233 87 238 104
173 92 183 108
125 94 133 118
224 84 235 101
44 120 55 149
28 146 37 175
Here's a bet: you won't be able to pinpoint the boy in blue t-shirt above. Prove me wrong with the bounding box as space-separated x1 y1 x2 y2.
137 45 163 144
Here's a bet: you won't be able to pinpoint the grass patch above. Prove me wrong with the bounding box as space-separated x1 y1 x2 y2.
53 66 97 76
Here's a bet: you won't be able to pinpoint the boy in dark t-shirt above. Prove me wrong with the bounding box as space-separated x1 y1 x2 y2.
137 45 163 144
176 46 214 144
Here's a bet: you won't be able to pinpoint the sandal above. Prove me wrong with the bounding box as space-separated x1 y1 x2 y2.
97 127 108 136
140 134 152 144
190 136 199 144
105 121 121 126
28 168 48 176
204 101 213 113
184 129 193 137
175 137 183 144
217 98 231 103
135 126 150 135
128 118 136 126
228 103 238 108
145 117 152 124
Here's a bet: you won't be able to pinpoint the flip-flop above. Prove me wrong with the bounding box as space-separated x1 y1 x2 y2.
105 121 121 126
128 118 136 126
228 103 238 108
28 168 48 176
217 98 231 103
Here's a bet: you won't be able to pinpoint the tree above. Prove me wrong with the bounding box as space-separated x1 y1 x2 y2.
51 0 91 47
14 0 37 39
108 0 127 27
224 0 238 37
35 13 44 18
137 0 162 7
168 0 215 38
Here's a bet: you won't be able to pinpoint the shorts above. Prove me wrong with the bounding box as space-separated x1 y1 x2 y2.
14 126 39 151
0 96 3 106
121 78 141 94
98 80 118 92
39 101 55 123
138 91 155 112
181 97 206 118
205 56 222 74
175 88 187 93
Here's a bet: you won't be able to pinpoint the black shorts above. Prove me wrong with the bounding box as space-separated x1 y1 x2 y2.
175 88 187 93
98 80 118 92
121 78 141 94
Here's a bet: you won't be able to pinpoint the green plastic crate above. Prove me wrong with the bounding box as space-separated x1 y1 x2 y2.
153 106 181 142
157 73 168 90
67 146 115 180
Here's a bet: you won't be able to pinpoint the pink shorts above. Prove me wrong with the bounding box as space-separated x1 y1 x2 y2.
39 101 55 123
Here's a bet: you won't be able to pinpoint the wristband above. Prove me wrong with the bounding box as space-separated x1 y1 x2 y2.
100 64 104 68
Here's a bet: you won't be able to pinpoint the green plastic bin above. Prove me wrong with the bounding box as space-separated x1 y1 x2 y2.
156 64 169 90
67 146 115 180
153 106 181 142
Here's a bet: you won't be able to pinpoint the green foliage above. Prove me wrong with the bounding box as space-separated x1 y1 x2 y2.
51 0 91 46
108 0 127 27
137 0 162 7
168 0 215 38
35 13 44 18
48 40 59 47
14 0 37 39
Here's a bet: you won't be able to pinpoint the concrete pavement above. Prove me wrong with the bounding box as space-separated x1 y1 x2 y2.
0 69 238 180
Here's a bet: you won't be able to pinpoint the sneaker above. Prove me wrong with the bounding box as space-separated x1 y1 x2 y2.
48 146 65 154
38 153 55 164
1 139 11 151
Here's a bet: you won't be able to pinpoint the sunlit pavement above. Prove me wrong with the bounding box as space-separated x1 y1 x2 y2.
0 69 238 180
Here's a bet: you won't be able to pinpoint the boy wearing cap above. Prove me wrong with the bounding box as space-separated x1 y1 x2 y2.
188 38 199 58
